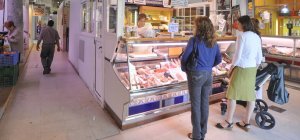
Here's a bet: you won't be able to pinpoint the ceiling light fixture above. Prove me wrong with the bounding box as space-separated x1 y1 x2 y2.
280 5 289 14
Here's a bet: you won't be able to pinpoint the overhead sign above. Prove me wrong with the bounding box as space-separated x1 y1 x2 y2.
168 23 179 33
33 5 45 16
171 0 188 7
134 0 146 5
146 0 163 6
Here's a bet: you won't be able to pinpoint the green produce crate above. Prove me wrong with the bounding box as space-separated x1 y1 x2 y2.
0 64 19 87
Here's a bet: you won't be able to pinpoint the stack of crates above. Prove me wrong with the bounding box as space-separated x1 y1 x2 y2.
0 51 19 87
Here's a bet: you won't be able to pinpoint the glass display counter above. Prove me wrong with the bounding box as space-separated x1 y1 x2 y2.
261 36 300 82
104 37 235 129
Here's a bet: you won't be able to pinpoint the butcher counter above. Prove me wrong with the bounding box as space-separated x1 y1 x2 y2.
104 36 236 129
261 36 300 82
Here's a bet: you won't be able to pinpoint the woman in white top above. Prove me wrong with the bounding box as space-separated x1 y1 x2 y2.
216 15 263 131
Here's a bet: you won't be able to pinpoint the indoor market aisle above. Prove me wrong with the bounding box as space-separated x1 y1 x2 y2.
0 50 120 140
1 50 300 140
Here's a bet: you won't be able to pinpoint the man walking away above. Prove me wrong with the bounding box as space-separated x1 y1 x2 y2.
36 20 61 74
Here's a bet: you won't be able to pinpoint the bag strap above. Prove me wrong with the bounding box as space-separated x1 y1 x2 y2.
178 37 198 58
192 37 198 58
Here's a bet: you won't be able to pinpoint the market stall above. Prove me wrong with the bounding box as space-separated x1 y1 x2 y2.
100 0 237 129
252 0 300 82
261 36 300 82
104 36 235 129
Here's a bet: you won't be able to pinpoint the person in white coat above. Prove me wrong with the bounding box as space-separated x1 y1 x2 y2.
137 13 155 38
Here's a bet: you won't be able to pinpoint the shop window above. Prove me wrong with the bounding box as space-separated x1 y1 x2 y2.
81 0 94 33
205 5 210 17
108 0 117 33
174 3 211 32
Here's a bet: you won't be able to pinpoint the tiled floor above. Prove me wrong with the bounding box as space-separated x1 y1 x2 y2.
0 50 300 140
0 47 32 118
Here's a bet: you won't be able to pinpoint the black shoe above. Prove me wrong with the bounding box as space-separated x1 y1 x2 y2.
236 122 251 132
187 133 204 140
43 68 51 75
216 120 233 130
43 70 47 75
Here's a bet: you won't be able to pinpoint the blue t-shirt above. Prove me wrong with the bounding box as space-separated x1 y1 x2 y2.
181 37 222 72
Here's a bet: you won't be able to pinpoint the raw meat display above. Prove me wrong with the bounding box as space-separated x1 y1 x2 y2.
118 58 231 89
212 60 231 76
263 44 294 56
118 59 187 89
296 50 300 57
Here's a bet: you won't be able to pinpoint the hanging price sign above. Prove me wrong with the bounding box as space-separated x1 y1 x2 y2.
168 23 179 33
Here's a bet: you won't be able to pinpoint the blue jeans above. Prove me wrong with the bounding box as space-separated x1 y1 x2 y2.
187 70 213 140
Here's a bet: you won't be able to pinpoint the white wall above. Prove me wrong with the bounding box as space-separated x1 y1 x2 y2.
69 0 96 92
69 0 81 69
78 34 95 91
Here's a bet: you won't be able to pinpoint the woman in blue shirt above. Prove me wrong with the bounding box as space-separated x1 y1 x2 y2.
181 16 222 140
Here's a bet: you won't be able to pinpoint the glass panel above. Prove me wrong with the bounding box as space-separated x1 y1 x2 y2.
125 43 187 90
261 37 295 57
81 0 94 33
81 3 87 31
173 9 178 17
217 0 230 10
108 0 117 33
197 7 204 16
115 42 130 89
296 39 300 58
217 11 231 34
191 7 196 16
205 5 210 17
95 0 103 37
185 17 191 25
191 17 195 24
125 5 138 26
185 8 190 16
179 9 183 16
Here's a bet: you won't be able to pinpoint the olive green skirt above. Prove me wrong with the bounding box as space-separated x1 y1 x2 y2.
226 67 257 101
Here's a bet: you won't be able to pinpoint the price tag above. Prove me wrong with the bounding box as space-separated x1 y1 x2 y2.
168 23 179 33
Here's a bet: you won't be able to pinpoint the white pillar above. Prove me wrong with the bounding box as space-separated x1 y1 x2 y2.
23 3 29 49
6 0 24 59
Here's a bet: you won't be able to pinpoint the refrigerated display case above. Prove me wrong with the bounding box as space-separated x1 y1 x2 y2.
261 36 300 82
104 37 235 129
